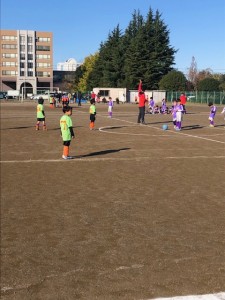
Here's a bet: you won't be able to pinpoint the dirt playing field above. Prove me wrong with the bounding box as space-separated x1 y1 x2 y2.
1 101 225 300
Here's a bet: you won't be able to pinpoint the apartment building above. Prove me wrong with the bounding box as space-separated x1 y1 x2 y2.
0 29 53 95
57 58 82 71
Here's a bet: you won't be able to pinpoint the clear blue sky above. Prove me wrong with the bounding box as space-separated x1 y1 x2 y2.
1 0 225 74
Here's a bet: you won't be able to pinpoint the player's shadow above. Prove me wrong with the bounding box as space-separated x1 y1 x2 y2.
182 125 203 130
105 126 130 130
51 126 83 130
78 147 130 158
1 126 35 130
150 120 173 125
214 124 225 128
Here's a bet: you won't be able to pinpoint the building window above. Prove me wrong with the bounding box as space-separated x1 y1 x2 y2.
2 35 17 41
36 54 50 59
2 70 18 76
28 45 33 52
20 36 25 43
36 71 43 77
2 53 17 58
20 54 25 60
36 71 50 77
20 45 25 52
36 45 50 51
2 61 17 67
28 62 33 68
28 54 33 60
37 62 51 68
28 71 33 77
20 62 25 68
2 44 17 49
37 37 51 42
28 36 33 43
99 90 109 97
20 71 25 76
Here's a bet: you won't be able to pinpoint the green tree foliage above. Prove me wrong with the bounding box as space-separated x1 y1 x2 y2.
88 25 125 89
73 53 99 92
88 8 177 90
197 78 220 91
219 82 225 91
158 70 187 90
123 10 146 89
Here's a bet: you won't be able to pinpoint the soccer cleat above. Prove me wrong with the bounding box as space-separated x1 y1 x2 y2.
209 124 214 127
62 155 73 160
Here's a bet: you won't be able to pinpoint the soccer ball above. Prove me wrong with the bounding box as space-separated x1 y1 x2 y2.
162 124 168 130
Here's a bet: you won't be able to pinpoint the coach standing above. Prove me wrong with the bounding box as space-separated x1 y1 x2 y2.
137 79 147 124
180 93 187 114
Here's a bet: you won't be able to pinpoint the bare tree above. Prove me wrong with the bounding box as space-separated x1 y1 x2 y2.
187 56 198 90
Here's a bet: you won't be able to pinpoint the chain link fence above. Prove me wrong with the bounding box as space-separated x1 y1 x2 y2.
166 91 225 105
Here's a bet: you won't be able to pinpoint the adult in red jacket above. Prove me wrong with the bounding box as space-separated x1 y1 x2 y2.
137 80 147 124
180 93 187 114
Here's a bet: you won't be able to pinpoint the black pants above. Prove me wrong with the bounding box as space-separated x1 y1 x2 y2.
137 106 145 123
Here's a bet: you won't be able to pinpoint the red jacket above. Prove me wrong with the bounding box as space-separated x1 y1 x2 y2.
138 93 146 107
180 94 187 105
138 81 146 107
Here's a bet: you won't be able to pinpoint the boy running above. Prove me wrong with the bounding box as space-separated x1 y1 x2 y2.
208 102 217 127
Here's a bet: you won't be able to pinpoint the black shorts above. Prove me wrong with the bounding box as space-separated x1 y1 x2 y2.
90 114 95 122
63 140 71 146
37 118 45 121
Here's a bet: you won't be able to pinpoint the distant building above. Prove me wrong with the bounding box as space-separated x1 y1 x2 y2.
0 29 53 94
57 58 82 71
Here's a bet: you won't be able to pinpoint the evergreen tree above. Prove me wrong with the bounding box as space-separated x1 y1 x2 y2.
143 10 176 89
89 26 124 88
123 10 145 89
87 8 177 90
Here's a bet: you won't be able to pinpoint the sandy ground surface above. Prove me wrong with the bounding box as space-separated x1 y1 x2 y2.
1 101 225 300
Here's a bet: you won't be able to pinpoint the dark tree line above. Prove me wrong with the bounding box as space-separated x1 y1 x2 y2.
84 8 177 90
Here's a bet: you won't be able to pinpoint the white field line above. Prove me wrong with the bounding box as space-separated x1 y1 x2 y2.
94 114 225 145
146 292 225 300
1 156 225 163
99 125 225 137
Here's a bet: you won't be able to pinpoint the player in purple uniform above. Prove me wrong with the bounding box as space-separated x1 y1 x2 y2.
149 97 155 114
208 102 217 127
161 98 167 114
175 99 184 131
221 107 225 126
171 99 177 129
108 97 113 118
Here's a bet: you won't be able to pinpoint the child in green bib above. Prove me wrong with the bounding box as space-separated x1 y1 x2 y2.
60 106 75 159
36 98 47 130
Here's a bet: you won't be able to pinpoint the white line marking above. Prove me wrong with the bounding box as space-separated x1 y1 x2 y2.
99 125 225 137
99 126 172 137
146 292 225 300
95 115 225 144
1 156 225 163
